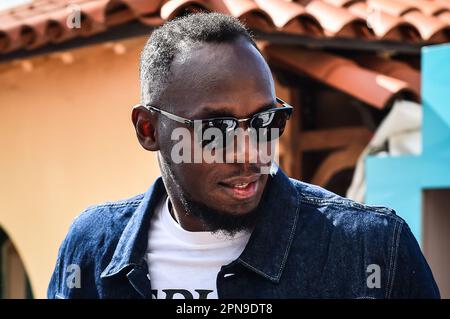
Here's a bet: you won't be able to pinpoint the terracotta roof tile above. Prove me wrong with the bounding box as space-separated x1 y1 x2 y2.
403 10 450 41
437 10 450 24
395 0 450 16
0 0 450 54
254 0 323 35
343 1 421 41
368 0 450 41
351 55 421 94
367 0 420 17
264 45 418 109
302 0 374 38
160 0 209 20
161 0 274 31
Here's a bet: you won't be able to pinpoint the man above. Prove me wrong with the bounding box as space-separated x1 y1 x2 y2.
48 13 439 299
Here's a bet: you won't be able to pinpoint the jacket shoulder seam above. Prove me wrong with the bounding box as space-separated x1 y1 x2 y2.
82 195 144 213
299 194 404 221
386 220 404 298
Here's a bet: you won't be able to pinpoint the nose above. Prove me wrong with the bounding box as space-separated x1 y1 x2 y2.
235 118 251 131
226 127 260 165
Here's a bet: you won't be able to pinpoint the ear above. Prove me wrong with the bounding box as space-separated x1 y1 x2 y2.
131 105 159 151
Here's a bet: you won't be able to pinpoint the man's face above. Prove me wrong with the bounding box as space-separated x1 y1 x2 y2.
155 37 275 227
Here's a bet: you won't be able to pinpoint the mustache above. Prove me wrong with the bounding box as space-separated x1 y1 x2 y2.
219 163 265 179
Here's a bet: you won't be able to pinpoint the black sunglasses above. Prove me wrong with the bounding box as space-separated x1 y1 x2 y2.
139 97 293 148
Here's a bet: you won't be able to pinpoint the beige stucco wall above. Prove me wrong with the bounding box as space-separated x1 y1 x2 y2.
0 36 160 298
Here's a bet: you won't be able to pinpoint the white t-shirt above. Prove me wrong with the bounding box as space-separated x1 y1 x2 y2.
145 196 251 299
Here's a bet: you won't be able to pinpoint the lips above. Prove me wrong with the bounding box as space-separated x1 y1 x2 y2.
218 175 260 201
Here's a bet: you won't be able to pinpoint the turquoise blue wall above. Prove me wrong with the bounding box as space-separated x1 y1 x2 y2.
366 44 450 244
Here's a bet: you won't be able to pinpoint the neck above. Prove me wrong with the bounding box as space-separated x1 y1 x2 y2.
168 196 212 232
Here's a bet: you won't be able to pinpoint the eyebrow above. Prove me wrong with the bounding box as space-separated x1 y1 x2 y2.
192 100 277 119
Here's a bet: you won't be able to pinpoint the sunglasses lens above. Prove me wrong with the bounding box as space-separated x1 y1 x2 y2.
252 109 291 141
201 119 236 148
199 107 292 148
252 112 275 128
213 119 236 132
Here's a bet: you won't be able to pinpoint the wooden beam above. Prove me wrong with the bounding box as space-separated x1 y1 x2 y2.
253 31 424 56
0 21 155 64
311 144 366 187
299 127 373 151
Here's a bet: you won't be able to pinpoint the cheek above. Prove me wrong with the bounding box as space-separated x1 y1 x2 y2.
169 163 217 197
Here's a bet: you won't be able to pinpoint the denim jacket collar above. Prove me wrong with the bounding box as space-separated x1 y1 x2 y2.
100 168 301 283
237 170 301 282
100 178 166 278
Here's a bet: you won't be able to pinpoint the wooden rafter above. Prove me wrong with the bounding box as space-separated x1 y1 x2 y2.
311 144 367 187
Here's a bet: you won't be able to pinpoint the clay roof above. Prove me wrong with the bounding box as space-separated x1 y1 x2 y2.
264 45 419 109
1 0 450 54
0 0 429 109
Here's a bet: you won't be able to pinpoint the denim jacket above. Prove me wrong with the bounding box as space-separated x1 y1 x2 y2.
47 169 440 299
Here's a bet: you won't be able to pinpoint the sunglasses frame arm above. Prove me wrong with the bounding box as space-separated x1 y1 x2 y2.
141 104 194 126
137 97 293 126
275 97 293 110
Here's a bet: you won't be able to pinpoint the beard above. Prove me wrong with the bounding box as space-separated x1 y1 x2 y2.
158 152 265 237
171 190 261 237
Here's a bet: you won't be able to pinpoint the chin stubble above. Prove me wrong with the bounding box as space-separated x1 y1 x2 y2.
159 154 261 237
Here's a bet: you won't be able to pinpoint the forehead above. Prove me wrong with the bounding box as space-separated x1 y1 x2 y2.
164 37 275 118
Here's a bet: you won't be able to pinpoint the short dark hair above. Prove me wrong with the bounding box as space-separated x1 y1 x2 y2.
139 12 257 105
